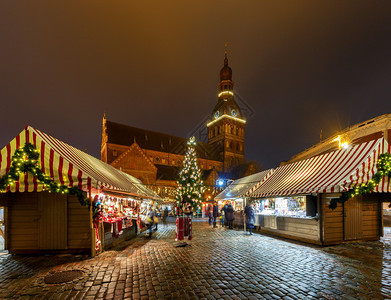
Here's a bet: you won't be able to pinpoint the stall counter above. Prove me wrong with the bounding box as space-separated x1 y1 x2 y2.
258 214 321 244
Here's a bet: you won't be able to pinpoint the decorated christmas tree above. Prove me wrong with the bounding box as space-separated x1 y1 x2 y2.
175 136 206 216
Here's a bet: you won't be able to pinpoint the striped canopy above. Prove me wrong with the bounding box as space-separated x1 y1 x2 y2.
249 138 391 198
215 169 274 200
0 126 159 199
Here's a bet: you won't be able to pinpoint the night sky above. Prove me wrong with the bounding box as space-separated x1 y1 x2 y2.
1 1 391 169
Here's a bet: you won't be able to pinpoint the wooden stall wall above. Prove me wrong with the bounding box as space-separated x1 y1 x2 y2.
67 195 91 252
0 192 91 254
6 192 39 253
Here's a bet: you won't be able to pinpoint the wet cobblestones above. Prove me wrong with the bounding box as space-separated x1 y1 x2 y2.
0 221 390 299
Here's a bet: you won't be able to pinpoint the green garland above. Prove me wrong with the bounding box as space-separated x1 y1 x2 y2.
329 152 391 210
0 143 90 208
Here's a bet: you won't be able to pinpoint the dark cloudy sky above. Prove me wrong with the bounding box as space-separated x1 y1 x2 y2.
1 1 391 169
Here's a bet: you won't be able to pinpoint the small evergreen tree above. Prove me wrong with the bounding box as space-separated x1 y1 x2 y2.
175 137 206 215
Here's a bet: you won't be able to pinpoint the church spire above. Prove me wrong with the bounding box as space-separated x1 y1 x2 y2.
224 42 228 66
220 44 233 82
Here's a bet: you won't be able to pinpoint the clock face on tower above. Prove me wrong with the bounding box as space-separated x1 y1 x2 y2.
214 111 220 119
231 110 237 117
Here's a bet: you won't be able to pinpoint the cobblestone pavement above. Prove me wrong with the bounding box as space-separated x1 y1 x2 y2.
0 221 391 299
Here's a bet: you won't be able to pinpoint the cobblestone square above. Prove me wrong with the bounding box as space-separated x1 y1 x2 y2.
0 221 390 299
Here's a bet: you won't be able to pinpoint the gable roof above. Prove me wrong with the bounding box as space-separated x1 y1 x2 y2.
215 169 274 200
105 120 222 161
0 126 159 199
111 142 157 171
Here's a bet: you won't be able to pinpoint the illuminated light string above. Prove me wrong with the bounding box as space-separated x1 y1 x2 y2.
206 114 246 127
329 152 391 210
0 143 90 208
218 91 234 98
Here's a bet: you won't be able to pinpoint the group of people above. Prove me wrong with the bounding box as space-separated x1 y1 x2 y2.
207 202 256 234
206 202 235 229
144 205 169 237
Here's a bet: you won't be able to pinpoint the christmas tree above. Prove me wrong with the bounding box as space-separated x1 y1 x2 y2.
175 137 206 216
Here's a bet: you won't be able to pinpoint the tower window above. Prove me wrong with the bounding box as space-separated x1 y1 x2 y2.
113 150 117 157
236 144 239 151
236 128 239 135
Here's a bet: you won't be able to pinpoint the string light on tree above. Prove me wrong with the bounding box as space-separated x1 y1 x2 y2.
175 137 206 215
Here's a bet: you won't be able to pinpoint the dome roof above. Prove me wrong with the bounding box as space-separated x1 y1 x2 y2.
220 56 232 81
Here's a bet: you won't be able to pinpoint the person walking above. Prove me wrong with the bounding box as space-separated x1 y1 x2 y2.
212 202 219 228
154 206 160 231
162 206 169 227
245 203 256 235
145 206 155 237
225 202 235 229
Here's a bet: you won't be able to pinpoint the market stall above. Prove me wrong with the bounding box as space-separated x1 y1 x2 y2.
0 126 159 256
215 169 274 229
249 138 391 245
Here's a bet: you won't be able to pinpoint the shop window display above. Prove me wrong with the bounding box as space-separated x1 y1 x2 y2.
254 196 313 218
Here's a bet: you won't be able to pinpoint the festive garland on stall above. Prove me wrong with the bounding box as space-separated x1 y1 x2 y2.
329 152 391 210
0 143 89 207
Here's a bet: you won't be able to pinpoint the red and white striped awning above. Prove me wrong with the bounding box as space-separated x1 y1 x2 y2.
215 169 274 200
0 126 159 199
249 138 391 198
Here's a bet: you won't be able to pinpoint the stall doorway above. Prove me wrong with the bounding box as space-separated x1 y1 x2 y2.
0 207 5 251
344 197 363 240
38 193 68 250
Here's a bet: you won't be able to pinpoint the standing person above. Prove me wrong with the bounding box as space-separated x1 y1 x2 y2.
145 206 155 237
220 205 225 227
162 206 169 227
221 203 228 227
212 202 219 228
207 203 213 226
226 202 235 229
245 203 256 235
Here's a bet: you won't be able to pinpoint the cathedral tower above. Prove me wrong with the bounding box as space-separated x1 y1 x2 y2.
207 48 246 172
